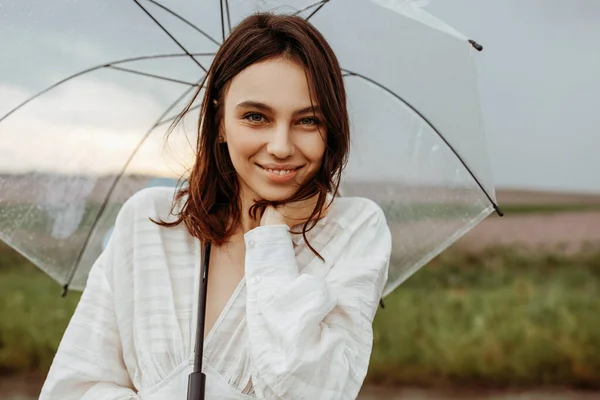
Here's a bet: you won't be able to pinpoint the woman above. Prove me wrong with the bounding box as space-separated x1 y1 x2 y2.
40 12 391 400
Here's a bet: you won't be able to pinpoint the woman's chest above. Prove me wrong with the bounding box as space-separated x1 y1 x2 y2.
204 242 246 340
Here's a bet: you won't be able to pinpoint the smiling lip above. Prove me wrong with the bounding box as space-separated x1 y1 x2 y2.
256 163 301 184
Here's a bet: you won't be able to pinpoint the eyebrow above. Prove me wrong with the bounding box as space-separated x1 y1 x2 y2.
235 100 321 115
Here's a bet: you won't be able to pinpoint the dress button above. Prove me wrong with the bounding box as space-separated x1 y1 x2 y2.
247 240 255 250
251 276 260 284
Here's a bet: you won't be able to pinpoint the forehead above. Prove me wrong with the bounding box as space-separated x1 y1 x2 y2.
224 57 317 110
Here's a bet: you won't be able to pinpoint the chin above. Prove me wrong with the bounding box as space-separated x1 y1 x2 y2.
252 186 298 202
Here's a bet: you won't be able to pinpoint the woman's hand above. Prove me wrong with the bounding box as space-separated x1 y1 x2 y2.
260 194 329 228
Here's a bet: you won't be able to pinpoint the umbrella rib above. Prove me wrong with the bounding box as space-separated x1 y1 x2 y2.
62 77 206 293
342 69 503 216
145 0 221 46
224 0 232 35
305 0 330 21
219 0 231 41
220 0 226 42
109 66 200 87
0 53 215 124
132 0 208 72
293 1 327 17
0 67 97 124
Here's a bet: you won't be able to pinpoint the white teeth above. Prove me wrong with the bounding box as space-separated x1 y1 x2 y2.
266 168 293 175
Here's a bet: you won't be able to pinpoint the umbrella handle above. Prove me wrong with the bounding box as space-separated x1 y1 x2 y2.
187 241 211 400
187 372 206 400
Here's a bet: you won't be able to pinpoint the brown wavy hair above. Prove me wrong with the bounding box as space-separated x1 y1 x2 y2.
155 13 350 254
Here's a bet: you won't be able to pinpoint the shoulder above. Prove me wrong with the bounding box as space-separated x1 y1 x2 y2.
103 186 194 269
329 196 387 230
110 186 181 237
117 186 178 222
328 196 391 257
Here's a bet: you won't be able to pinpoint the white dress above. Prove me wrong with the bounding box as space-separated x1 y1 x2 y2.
39 186 391 400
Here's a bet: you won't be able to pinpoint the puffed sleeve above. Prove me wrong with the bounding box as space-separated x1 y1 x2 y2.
243 201 391 400
39 224 140 399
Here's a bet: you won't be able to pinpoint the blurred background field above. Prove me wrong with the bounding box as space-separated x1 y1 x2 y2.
1 189 599 399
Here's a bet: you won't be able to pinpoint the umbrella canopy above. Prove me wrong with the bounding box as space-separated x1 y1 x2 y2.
0 0 501 294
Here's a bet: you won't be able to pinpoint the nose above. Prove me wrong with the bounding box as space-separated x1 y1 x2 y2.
266 124 295 159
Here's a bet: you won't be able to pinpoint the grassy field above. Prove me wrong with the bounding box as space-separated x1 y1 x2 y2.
369 246 600 388
1 242 599 388
0 244 80 373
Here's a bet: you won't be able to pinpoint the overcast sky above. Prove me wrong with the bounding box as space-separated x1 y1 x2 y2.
1 0 598 194
425 0 600 194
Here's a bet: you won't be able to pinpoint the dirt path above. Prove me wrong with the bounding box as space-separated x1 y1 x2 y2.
359 385 600 400
2 375 598 400
453 210 600 252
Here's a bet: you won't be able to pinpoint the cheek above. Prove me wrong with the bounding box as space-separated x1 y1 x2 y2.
226 128 261 169
299 132 326 165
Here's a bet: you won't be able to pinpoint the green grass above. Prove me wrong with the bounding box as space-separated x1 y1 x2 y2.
0 243 80 374
369 246 600 388
1 242 600 388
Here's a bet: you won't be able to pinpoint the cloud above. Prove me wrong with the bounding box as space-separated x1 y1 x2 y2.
0 78 196 177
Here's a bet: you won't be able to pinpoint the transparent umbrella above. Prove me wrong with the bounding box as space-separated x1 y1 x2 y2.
1 1 504 398
0 0 501 300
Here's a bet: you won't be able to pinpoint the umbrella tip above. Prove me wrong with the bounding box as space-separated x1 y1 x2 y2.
468 39 483 51
61 284 69 298
379 298 385 309
493 203 505 217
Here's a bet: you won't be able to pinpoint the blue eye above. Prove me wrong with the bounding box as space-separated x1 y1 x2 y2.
244 113 266 123
300 117 321 125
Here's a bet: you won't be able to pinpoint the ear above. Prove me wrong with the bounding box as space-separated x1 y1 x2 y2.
215 101 227 143
218 122 227 143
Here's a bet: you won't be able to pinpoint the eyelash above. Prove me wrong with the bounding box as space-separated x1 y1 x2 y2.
243 113 267 124
243 113 321 126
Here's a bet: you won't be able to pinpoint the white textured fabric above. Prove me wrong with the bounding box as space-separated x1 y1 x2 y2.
39 186 391 400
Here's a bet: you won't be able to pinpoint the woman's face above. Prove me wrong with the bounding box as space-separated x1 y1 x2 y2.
221 57 326 203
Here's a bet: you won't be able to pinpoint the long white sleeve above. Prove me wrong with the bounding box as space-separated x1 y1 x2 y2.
243 201 391 400
39 239 140 399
